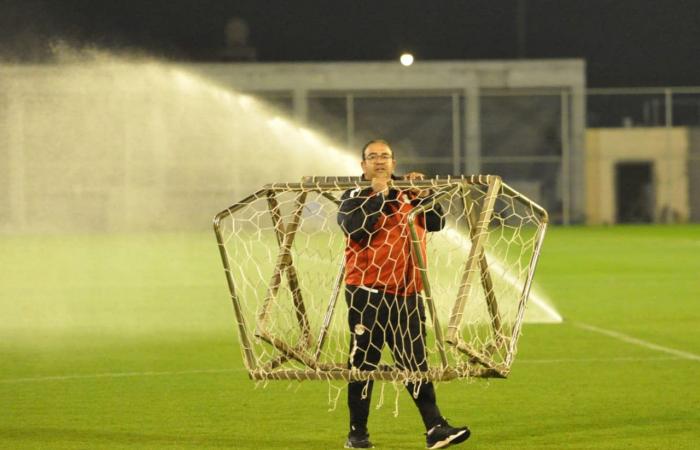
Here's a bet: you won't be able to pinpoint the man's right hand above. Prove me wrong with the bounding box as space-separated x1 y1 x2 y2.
371 175 391 195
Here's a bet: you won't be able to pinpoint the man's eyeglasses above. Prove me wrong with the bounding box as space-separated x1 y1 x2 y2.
365 153 393 161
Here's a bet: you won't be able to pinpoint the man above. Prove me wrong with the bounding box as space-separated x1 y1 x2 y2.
337 140 470 449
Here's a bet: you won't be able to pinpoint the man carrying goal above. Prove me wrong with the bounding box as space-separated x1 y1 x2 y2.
337 139 470 449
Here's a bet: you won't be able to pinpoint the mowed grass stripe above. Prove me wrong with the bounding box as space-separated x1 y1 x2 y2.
1 225 699 449
2 354 690 384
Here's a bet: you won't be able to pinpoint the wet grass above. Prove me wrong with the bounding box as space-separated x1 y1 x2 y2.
1 225 699 449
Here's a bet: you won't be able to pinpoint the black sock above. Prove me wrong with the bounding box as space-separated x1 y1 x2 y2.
406 381 444 430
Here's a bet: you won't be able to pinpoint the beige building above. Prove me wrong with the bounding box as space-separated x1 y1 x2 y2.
585 127 689 224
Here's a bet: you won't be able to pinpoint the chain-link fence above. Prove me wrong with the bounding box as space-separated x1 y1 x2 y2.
271 87 700 225
298 89 574 224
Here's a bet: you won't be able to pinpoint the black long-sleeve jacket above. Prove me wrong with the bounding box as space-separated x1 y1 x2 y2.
337 186 445 294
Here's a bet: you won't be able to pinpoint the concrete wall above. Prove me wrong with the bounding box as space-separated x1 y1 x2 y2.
585 127 689 224
689 128 700 222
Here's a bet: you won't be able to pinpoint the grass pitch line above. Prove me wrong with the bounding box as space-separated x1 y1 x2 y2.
0 368 243 384
575 322 700 361
0 355 687 384
517 356 684 364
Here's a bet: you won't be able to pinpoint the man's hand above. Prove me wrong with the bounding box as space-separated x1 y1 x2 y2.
404 172 431 198
371 175 391 195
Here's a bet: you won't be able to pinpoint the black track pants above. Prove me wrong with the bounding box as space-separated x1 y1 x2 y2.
345 286 443 432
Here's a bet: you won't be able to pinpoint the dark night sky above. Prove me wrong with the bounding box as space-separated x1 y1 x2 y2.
2 0 700 87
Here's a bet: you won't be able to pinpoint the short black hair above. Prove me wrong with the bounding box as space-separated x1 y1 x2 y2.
361 139 393 160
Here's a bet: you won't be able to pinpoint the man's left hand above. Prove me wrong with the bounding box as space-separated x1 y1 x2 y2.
404 172 431 198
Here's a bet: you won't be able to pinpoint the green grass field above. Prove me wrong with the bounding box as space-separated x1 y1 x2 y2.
1 226 699 449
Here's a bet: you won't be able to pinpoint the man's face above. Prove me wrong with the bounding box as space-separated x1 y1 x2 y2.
361 142 396 179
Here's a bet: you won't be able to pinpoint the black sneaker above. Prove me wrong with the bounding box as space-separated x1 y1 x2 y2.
345 431 374 449
425 423 471 449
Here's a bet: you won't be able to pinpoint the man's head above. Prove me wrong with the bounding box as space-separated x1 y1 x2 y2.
360 139 396 180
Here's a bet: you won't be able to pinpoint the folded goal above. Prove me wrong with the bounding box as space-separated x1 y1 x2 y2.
213 175 548 383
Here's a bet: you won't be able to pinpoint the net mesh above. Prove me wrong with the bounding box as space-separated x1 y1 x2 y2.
213 175 548 383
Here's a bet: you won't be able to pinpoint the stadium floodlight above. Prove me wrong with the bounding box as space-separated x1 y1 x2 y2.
213 175 547 383
400 53 414 66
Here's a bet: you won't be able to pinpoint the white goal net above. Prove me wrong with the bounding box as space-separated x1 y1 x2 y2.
213 175 548 383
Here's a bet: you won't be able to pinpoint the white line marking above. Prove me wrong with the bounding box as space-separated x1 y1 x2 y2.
517 356 684 364
1 353 691 385
575 322 700 361
0 368 243 384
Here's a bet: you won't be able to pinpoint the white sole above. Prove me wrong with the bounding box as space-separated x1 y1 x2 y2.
427 429 468 449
